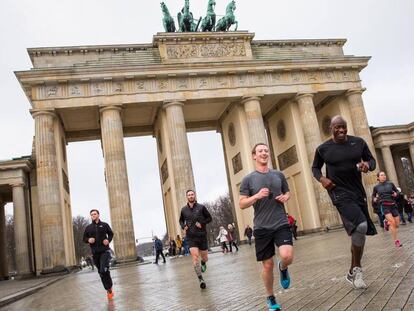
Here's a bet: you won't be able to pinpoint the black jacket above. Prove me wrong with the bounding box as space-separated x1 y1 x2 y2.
83 220 114 254
179 203 212 239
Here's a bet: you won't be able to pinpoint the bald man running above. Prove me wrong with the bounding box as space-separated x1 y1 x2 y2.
312 115 377 289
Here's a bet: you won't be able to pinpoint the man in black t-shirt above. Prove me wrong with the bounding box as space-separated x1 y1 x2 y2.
312 115 377 290
179 190 212 289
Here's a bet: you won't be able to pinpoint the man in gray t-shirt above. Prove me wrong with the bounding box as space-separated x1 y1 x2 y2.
239 143 293 311
240 170 289 231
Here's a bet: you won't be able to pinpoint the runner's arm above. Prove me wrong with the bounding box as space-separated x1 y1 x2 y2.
83 227 89 243
179 210 186 229
361 140 376 171
201 206 212 225
106 224 114 243
239 194 259 209
311 148 325 181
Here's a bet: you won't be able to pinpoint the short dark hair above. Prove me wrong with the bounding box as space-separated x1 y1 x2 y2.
186 189 195 195
376 171 385 178
252 143 268 155
90 209 100 215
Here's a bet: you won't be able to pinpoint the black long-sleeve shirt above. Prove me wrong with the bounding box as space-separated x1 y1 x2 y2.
83 220 114 254
312 135 376 199
179 203 212 239
372 181 398 204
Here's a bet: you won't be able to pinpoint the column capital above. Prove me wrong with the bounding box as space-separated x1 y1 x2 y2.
163 100 185 110
241 95 263 105
345 88 366 97
295 93 315 102
99 105 122 114
30 109 57 119
11 182 25 188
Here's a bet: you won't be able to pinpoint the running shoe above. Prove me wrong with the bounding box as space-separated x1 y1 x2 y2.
199 278 206 289
346 271 354 286
352 267 367 289
201 261 207 273
266 295 282 311
395 240 403 248
278 261 290 289
107 288 114 300
384 220 389 231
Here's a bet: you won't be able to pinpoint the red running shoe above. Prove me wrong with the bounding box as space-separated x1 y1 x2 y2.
107 288 114 300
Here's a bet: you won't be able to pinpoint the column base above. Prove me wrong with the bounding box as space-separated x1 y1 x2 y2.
40 265 78 275
114 257 139 266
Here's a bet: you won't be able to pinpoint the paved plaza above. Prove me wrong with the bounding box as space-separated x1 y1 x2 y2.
2 224 414 311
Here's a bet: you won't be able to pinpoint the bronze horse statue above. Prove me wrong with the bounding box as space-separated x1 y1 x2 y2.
161 2 176 32
201 0 216 32
215 0 238 31
178 0 201 32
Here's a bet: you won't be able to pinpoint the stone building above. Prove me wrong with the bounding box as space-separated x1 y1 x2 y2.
1 31 413 277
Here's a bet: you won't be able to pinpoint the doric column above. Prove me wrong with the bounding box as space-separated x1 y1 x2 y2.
409 142 414 169
12 183 30 274
295 93 336 227
345 88 378 198
163 101 196 208
241 96 268 148
0 198 8 279
381 146 399 185
100 105 136 261
32 110 65 271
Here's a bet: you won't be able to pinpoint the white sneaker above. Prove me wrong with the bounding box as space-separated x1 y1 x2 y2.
352 267 367 289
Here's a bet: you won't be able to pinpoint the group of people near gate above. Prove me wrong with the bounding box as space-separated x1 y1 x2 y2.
216 223 239 253
80 114 411 311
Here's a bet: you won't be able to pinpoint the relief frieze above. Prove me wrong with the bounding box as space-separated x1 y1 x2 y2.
112 82 124 93
69 84 83 96
91 82 105 96
45 84 61 98
36 69 358 100
166 42 246 60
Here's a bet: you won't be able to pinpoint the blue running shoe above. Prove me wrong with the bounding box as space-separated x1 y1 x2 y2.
266 295 281 310
278 261 290 289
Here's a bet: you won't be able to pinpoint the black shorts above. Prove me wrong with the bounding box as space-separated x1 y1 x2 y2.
381 204 399 218
187 236 208 251
254 225 293 262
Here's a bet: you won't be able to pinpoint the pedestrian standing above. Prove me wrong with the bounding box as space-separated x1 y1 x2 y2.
244 225 253 245
153 236 166 264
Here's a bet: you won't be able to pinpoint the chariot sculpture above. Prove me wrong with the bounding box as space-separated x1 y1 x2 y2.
161 0 238 33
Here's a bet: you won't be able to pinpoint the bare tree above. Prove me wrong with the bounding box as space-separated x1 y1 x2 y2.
203 193 236 246
72 215 91 263
6 215 16 272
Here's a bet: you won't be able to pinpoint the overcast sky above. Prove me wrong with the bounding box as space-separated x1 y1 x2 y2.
1 0 413 241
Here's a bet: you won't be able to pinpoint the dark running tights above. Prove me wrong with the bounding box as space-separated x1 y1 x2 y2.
93 251 113 291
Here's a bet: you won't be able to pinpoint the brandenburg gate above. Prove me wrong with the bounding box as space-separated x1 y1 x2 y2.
5 30 381 275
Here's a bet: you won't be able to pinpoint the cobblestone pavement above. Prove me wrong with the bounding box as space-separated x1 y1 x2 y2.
3 224 414 311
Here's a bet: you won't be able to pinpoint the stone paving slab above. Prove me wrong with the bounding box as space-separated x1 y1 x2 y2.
2 224 414 310
0 276 64 308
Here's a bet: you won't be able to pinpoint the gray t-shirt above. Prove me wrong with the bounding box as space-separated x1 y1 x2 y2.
240 170 289 231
